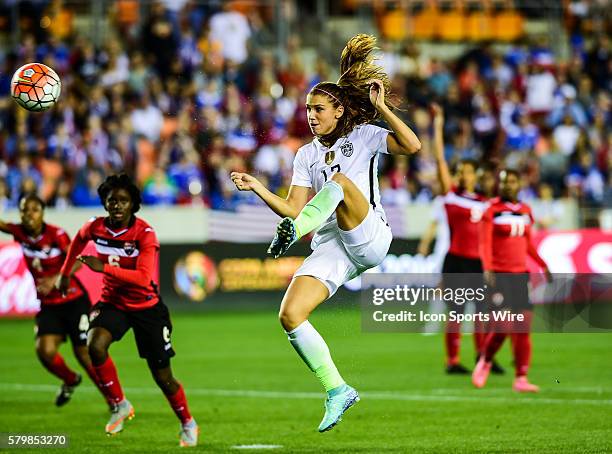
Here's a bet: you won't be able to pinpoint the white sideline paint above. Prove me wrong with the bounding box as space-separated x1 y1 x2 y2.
231 445 283 450
0 382 610 406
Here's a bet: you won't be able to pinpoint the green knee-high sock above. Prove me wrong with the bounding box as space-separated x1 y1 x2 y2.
294 180 344 238
286 320 345 392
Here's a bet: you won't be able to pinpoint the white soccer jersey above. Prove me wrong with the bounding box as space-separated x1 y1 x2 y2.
291 124 391 247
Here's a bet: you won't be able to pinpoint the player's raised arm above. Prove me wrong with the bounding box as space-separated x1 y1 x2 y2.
431 104 452 194
368 79 421 155
417 219 438 256
230 172 310 219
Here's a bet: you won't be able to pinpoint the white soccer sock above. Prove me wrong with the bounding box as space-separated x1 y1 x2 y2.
286 320 345 392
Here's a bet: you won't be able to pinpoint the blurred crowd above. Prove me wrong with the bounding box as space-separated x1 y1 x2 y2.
0 0 610 214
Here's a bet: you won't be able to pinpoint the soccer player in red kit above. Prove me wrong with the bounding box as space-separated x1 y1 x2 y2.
472 169 552 392
58 174 198 447
0 195 105 406
431 105 503 375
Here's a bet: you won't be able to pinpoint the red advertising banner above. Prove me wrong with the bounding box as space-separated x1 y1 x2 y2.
0 241 102 317
529 229 612 274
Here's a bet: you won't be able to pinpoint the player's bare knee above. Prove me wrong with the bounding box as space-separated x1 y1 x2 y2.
35 344 56 364
279 307 306 331
87 339 107 364
330 172 349 188
151 369 178 394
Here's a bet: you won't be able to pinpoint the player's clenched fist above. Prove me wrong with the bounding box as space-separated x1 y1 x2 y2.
230 172 260 192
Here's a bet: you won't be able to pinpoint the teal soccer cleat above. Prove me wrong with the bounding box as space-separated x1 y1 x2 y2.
318 385 360 432
267 217 298 258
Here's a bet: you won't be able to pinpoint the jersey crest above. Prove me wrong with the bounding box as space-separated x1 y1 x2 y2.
123 241 137 256
324 150 335 165
340 142 354 157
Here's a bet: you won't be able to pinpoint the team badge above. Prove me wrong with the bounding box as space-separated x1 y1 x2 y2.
324 151 335 165
340 142 354 157
123 241 136 256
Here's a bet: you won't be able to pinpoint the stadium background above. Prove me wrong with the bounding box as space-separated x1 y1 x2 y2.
0 1 611 452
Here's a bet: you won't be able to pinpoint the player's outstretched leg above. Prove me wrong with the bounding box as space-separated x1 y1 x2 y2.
88 328 134 435
36 335 82 406
280 276 359 432
268 180 344 258
148 361 198 447
72 344 114 409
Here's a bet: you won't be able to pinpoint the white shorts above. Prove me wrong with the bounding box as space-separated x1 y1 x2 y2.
293 208 392 298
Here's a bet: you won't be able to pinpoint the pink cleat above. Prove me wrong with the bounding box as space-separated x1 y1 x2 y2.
472 357 492 388
512 376 540 393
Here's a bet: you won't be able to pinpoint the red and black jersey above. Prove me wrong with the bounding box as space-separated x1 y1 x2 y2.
443 188 488 260
7 223 85 305
479 197 548 273
60 216 160 311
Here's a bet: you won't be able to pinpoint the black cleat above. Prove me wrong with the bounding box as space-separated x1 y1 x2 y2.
267 217 298 258
491 360 505 375
446 363 470 374
55 373 82 407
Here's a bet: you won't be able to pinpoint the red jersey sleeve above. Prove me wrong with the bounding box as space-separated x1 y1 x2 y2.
479 205 494 272
6 223 19 238
55 228 71 252
102 229 159 287
60 220 93 277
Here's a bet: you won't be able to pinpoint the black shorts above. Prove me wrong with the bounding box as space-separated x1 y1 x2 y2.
442 253 484 274
442 253 484 313
489 273 531 312
89 301 175 362
35 296 92 346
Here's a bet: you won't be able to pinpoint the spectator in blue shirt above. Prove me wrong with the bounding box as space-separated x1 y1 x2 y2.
142 168 178 205
72 168 103 206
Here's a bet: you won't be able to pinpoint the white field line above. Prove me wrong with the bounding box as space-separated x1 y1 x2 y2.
430 386 610 394
0 382 610 406
231 445 283 450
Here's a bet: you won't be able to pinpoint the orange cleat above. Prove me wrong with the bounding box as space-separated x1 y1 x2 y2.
472 357 492 388
105 399 135 435
512 376 540 393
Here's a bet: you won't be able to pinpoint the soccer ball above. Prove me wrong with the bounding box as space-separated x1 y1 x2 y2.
10 63 61 112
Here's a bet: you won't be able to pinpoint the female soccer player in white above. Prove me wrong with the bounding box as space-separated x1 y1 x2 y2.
231 34 420 432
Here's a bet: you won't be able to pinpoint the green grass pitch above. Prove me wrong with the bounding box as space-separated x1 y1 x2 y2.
0 306 611 453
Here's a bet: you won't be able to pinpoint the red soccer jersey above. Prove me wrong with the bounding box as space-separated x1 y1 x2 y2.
479 198 548 273
60 216 160 311
443 188 488 260
8 223 85 305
